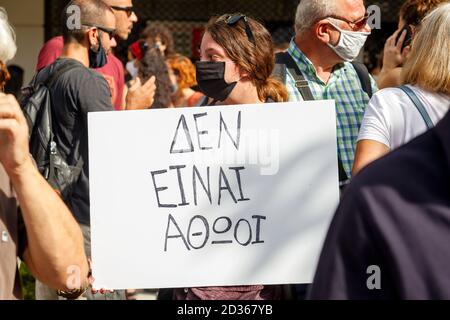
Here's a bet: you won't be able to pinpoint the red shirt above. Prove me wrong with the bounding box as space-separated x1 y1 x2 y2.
36 36 125 110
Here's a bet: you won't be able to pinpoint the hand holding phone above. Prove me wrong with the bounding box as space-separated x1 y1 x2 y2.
395 25 413 52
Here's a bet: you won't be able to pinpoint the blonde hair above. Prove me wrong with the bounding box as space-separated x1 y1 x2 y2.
402 3 450 95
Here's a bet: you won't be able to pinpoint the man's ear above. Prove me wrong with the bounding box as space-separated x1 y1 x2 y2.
87 28 99 47
316 21 332 44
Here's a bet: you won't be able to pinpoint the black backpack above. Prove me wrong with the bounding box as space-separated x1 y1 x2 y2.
273 52 373 184
20 63 84 199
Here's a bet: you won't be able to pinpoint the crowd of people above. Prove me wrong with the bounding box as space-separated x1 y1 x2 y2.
0 0 449 300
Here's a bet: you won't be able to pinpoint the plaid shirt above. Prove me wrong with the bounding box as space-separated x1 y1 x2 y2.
285 40 378 179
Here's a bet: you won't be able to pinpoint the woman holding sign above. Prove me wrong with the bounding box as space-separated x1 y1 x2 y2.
172 13 288 300
195 14 288 107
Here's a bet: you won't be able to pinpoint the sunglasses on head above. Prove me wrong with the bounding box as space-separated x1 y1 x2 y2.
110 5 134 17
225 14 256 46
83 24 116 40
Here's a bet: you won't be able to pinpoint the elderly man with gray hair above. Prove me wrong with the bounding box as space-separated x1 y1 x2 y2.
276 0 378 186
274 0 378 299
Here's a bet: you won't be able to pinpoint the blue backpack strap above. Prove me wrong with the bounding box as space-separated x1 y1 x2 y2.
399 85 434 129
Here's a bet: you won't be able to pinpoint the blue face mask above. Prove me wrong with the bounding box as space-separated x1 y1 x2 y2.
89 35 108 69
171 82 179 94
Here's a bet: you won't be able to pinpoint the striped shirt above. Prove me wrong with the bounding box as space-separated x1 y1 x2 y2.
285 40 378 178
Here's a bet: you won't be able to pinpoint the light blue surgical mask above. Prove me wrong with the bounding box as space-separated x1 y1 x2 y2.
327 21 370 62
126 60 139 79
171 82 179 94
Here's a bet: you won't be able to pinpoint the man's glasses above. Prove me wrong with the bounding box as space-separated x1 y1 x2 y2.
110 6 134 18
225 14 256 46
327 12 370 31
83 24 116 40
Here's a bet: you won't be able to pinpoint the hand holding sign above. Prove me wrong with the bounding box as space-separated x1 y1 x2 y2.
88 101 339 290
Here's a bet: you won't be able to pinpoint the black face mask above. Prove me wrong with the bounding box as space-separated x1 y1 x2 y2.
89 36 108 69
195 61 237 102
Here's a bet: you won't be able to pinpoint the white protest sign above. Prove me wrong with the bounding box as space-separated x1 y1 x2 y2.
88 101 339 290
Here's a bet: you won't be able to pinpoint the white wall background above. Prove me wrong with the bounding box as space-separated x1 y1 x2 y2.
1 0 45 84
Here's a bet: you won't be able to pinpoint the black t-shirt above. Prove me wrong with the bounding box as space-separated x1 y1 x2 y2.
309 111 450 299
36 58 113 226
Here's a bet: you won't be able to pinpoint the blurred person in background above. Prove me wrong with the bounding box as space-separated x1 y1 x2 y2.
125 40 147 81
377 0 447 89
166 54 204 107
36 0 155 111
140 24 175 57
353 3 450 175
137 47 174 109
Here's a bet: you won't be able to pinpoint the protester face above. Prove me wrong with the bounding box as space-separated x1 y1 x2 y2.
146 36 168 56
197 31 242 101
199 31 241 84
86 10 117 69
99 11 117 54
324 0 371 62
106 0 137 40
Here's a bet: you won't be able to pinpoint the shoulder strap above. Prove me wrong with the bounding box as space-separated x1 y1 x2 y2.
275 52 349 184
46 62 85 175
351 61 373 99
275 52 315 101
399 85 434 129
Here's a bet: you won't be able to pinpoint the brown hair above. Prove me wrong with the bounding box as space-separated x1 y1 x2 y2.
205 14 288 103
140 24 175 56
0 61 10 92
138 48 173 109
402 3 450 95
400 0 447 26
166 54 197 89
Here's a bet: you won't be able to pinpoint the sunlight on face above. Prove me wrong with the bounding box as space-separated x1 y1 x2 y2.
199 31 241 83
